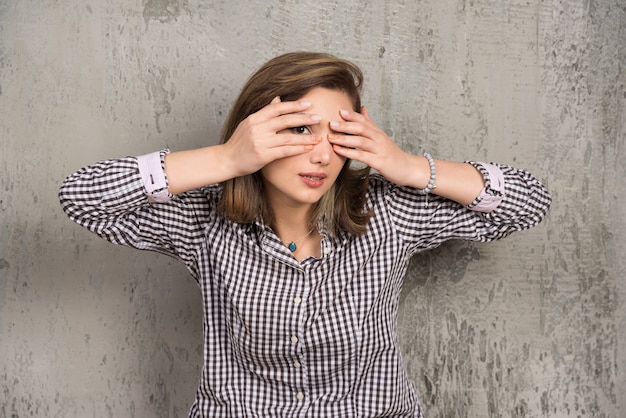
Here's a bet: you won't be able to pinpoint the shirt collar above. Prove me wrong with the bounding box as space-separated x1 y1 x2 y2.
245 218 349 265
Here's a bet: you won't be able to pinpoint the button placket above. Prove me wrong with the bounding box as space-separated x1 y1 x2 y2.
291 268 312 410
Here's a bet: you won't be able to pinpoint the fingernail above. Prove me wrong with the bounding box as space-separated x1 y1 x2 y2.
304 144 314 150
330 121 340 128
328 134 338 141
340 109 349 117
310 114 322 121
312 136 323 143
300 101 311 107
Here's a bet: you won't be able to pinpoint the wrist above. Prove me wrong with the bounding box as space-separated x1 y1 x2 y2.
215 143 249 179
408 155 436 190
413 153 437 193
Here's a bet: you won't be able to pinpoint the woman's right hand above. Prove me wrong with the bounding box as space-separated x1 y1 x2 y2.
164 98 322 195
221 97 323 177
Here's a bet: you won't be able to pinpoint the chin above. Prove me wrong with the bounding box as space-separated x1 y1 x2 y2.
295 193 325 205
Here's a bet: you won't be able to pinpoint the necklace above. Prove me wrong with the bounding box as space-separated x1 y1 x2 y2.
285 228 315 252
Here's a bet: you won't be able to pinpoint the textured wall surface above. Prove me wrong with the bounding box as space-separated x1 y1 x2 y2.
1 1 624 417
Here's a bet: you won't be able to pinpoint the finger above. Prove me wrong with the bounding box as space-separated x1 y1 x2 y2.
269 113 322 135
339 108 368 123
333 108 386 139
327 133 369 151
329 119 369 137
331 143 370 165
361 106 373 121
246 99 309 127
266 141 319 161
262 98 312 118
270 134 323 149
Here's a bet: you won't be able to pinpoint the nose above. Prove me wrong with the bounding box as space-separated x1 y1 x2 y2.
309 135 333 165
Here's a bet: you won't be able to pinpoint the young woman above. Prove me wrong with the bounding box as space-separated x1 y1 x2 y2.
59 52 551 417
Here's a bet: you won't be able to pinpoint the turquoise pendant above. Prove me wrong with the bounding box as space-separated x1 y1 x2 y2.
288 242 297 252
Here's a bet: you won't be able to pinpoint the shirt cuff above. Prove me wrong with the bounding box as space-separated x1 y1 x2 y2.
466 162 504 213
136 150 172 203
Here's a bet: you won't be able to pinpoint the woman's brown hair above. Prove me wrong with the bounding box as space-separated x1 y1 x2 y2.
218 51 372 237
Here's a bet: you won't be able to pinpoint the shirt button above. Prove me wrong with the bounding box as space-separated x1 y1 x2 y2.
296 392 304 400
291 335 298 344
294 361 301 368
294 297 302 305
323 246 330 255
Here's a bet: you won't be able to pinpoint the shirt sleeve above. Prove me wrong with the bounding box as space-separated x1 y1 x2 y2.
136 150 173 203
58 150 216 278
378 162 551 253
465 162 505 212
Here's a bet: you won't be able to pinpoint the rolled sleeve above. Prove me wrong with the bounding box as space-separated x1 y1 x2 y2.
137 149 172 203
466 162 504 213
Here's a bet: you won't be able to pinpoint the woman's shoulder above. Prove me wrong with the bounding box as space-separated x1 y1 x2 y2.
176 183 223 206
367 172 389 188
365 173 398 210
367 172 401 197
365 172 430 211
160 184 224 223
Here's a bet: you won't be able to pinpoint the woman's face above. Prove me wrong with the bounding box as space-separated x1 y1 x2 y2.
260 87 351 211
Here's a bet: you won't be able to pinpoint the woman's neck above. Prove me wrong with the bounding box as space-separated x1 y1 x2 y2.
272 206 313 240
272 211 321 261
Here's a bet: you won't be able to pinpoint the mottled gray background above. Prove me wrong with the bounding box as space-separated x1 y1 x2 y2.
1 0 624 417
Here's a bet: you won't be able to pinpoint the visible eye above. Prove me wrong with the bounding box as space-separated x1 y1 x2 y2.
291 126 311 135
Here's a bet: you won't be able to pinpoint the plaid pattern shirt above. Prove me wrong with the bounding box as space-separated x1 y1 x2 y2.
59 151 551 417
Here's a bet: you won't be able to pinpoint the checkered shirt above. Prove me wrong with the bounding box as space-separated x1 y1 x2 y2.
58 151 551 417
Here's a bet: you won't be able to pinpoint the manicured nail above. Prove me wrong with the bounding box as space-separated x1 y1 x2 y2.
340 109 350 117
312 136 323 143
330 121 340 128
327 134 338 141
300 101 311 107
310 114 322 121
304 144 314 150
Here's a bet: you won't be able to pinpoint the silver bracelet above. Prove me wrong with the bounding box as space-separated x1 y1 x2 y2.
417 153 437 195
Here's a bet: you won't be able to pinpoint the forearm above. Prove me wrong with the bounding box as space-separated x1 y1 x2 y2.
384 159 551 248
407 154 485 206
163 144 237 195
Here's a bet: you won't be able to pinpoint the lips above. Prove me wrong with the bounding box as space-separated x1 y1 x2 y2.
299 172 327 187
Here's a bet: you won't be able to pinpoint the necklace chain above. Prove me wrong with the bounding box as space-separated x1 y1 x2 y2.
284 228 315 252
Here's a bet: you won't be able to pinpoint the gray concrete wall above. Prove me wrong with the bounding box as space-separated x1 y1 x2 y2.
1 0 623 417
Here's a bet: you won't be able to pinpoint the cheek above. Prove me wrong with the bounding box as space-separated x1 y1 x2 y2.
259 160 283 183
328 157 348 180
333 154 348 170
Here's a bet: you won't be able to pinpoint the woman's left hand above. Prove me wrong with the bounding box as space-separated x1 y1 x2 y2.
328 107 425 187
